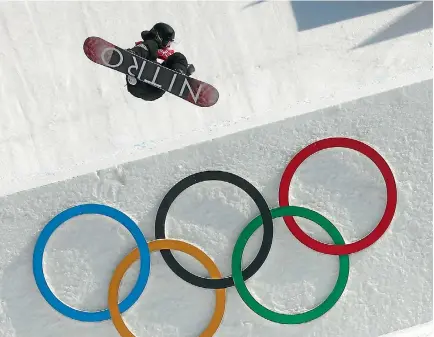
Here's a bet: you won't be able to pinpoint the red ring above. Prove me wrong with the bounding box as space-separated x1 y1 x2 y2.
279 137 397 255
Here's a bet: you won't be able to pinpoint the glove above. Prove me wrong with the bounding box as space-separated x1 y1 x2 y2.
130 39 158 61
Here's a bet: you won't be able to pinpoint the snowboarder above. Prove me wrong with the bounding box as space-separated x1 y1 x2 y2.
125 22 195 101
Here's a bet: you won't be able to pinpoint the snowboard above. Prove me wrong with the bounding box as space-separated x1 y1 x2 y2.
83 36 219 107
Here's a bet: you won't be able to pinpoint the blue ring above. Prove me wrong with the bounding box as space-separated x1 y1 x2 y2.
32 203 151 322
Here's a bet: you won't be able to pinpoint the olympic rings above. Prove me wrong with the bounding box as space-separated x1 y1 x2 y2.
279 137 397 255
31 137 397 336
155 170 274 289
232 206 349 324
32 204 151 322
108 239 226 337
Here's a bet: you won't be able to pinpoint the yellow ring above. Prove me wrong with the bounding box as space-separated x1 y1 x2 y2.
108 239 226 337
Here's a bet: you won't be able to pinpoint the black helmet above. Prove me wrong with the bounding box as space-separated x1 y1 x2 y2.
150 22 175 48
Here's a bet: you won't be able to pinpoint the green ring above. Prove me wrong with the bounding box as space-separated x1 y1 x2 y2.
231 206 350 324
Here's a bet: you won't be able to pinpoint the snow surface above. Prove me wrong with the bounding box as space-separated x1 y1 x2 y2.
0 1 432 198
0 2 432 337
382 322 432 337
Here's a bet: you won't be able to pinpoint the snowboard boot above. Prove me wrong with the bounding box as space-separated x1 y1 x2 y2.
186 63 195 76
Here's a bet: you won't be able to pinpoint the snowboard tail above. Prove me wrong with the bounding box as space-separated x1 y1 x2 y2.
83 36 219 107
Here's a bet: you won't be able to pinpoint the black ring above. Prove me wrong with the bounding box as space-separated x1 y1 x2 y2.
155 170 274 289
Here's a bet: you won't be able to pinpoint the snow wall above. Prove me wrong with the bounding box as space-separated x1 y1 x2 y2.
0 2 432 337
